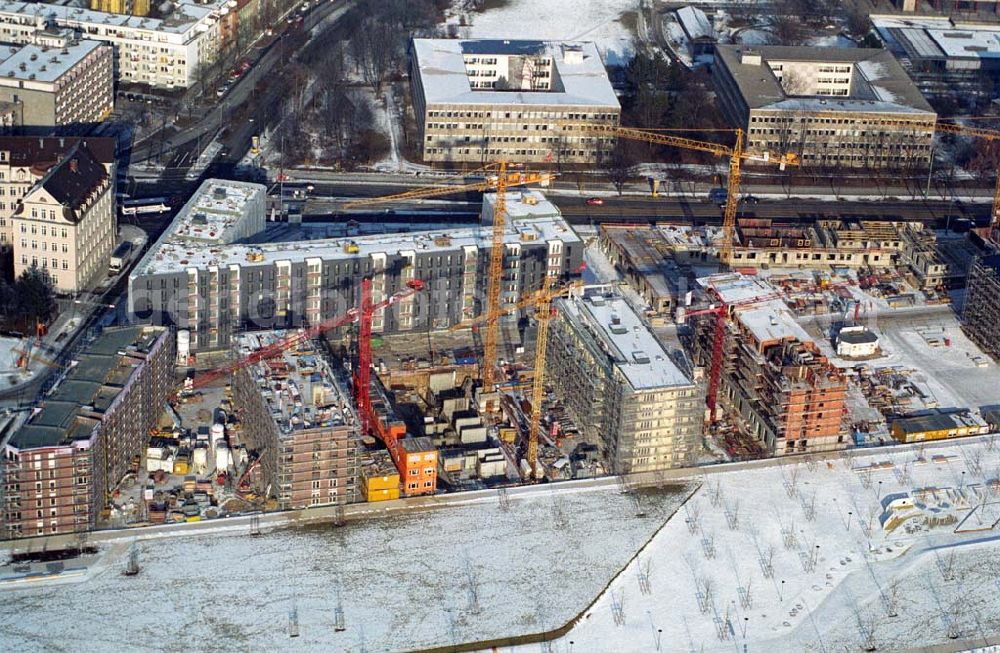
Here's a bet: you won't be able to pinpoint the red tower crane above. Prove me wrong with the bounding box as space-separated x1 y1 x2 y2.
354 277 374 436
186 278 424 394
682 290 780 423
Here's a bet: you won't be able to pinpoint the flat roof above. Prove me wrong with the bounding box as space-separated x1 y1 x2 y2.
0 0 220 36
557 288 692 391
737 303 813 345
893 409 984 434
135 199 579 277
481 189 562 222
874 14 1000 60
0 39 104 84
167 178 264 245
412 38 619 107
7 326 167 450
715 44 934 114
237 332 356 438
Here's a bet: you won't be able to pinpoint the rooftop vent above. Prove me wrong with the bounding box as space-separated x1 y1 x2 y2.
29 53 37 61
610 312 621 325
632 351 651 364
588 295 606 307
192 212 208 225
212 187 227 200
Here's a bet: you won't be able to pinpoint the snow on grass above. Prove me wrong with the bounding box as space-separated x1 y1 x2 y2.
454 0 638 67
0 483 693 652
504 440 1000 653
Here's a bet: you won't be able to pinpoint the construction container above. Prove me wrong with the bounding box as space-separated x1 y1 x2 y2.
362 471 401 502
173 459 190 475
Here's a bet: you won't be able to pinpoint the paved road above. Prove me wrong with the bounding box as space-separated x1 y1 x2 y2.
127 0 354 166
302 188 985 226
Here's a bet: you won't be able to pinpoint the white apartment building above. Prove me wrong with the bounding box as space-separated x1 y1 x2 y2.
0 32 113 129
0 0 226 89
410 39 620 165
0 138 116 292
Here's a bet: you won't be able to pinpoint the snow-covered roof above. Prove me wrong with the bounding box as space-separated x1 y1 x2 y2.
0 39 104 85
412 38 619 108
715 45 934 114
737 303 813 345
0 0 220 36
135 206 580 276
557 289 692 391
874 15 1000 61
676 6 714 41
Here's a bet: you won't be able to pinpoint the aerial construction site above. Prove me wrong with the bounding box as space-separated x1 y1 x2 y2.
11 10 1000 649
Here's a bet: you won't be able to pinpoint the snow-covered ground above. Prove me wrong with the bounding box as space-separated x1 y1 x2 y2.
0 483 693 652
451 0 638 67
504 439 1000 652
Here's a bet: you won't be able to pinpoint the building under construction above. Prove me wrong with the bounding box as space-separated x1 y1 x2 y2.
963 254 1000 361
693 274 848 457
0 325 174 539
232 332 359 509
547 286 703 474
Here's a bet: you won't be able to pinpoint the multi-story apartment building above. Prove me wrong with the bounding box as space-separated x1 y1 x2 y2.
410 39 620 165
0 34 113 131
90 0 151 18
694 274 848 456
963 254 1000 361
714 45 936 169
128 185 583 353
232 332 359 509
0 136 115 249
547 286 704 474
0 325 173 539
0 0 228 89
11 140 116 292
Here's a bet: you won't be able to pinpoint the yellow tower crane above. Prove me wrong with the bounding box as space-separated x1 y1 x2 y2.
449 279 582 477
343 164 553 390
561 123 798 265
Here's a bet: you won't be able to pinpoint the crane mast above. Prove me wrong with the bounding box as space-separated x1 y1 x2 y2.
482 161 507 391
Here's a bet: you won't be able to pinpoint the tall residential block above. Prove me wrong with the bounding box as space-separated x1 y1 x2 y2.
129 187 583 353
410 39 620 165
547 286 704 474
0 34 113 131
232 332 359 509
694 274 848 456
0 326 173 539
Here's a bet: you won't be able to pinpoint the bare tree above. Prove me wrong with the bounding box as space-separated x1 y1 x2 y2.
605 140 637 196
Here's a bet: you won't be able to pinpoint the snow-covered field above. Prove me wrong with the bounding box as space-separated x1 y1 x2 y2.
506 440 1000 653
452 0 638 66
0 483 693 652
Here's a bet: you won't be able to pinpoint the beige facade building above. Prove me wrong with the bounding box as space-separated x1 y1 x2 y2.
714 45 936 169
410 39 620 165
8 139 116 292
547 286 704 474
0 0 229 89
0 33 113 131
